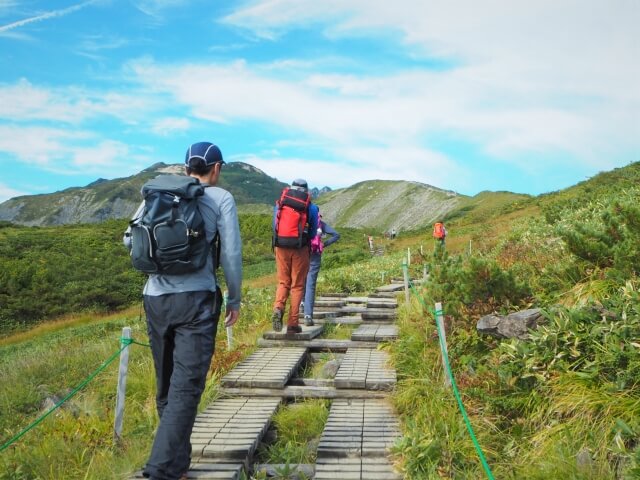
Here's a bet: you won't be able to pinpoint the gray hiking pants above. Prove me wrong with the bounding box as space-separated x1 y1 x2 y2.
303 252 322 317
142 289 221 480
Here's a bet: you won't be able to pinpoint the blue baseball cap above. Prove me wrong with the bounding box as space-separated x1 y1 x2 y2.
185 142 225 168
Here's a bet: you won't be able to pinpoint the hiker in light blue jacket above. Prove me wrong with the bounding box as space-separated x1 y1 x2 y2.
302 216 340 326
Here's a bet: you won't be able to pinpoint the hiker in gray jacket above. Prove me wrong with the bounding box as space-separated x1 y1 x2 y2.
125 141 242 480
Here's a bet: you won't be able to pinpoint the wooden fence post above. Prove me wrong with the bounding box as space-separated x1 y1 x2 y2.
402 261 410 306
114 327 131 441
435 302 452 388
224 291 233 350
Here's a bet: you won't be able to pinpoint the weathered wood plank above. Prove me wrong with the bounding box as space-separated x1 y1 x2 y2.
219 385 389 399
221 347 306 388
257 338 379 351
262 324 323 340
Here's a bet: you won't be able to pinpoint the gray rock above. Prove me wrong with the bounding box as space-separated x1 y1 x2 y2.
477 308 542 339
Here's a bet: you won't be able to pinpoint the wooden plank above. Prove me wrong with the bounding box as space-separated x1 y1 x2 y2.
131 462 244 480
219 385 389 399
361 309 398 321
375 284 404 292
191 398 281 461
220 347 306 388
262 324 323 340
257 338 379 351
366 300 398 309
335 348 396 391
352 324 398 342
314 316 363 325
314 299 347 308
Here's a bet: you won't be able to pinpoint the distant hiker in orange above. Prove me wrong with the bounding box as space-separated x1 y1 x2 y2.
433 221 447 251
271 179 319 334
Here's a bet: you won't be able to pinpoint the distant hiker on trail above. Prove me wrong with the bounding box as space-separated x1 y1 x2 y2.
391 228 397 240
271 179 319 334
368 235 374 252
124 141 242 480
300 215 340 326
433 221 447 251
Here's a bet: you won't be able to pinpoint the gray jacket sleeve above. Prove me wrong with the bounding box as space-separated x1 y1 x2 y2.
217 191 243 310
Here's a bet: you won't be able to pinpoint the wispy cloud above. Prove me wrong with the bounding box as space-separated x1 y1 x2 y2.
0 0 101 33
0 182 27 204
151 117 191 136
0 79 157 125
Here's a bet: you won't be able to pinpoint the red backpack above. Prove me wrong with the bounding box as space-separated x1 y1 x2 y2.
274 187 311 248
433 222 445 239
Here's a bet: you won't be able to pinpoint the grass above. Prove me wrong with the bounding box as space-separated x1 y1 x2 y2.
257 399 329 465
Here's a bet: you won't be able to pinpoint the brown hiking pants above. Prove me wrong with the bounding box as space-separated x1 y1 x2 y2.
274 246 310 327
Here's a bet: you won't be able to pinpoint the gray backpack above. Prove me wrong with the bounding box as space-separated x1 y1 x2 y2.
126 175 210 275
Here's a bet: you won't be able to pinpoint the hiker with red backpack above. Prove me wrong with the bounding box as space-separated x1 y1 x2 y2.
433 221 447 251
300 215 340 325
271 179 319 334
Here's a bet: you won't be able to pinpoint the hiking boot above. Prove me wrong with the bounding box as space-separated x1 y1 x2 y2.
271 309 283 332
286 325 302 334
304 315 314 326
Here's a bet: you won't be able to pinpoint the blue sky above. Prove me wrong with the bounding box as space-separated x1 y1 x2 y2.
0 0 638 203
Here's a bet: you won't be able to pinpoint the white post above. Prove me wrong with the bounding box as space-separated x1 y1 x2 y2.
381 271 385 284
407 248 411 266
224 291 233 350
434 302 452 388
402 261 410 306
114 327 131 441
423 263 428 280
469 239 472 256
420 244 423 256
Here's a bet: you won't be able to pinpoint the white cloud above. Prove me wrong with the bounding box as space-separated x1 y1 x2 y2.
217 0 640 169
0 125 142 175
232 145 468 192
0 79 157 125
151 117 191 136
0 182 27 204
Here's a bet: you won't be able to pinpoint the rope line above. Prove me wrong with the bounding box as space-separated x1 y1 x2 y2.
0 336 150 453
405 268 495 479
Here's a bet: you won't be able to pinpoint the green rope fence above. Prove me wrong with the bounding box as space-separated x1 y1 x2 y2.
0 336 150 453
404 268 496 480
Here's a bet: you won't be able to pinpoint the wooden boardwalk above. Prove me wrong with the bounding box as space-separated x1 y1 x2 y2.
334 348 396 390
132 283 407 479
220 347 306 388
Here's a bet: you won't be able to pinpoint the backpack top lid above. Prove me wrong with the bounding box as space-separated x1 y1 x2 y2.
141 174 205 200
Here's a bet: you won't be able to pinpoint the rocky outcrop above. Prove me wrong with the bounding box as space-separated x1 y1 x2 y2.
476 308 543 339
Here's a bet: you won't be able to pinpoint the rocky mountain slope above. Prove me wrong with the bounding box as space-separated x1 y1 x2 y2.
316 180 465 231
0 162 287 226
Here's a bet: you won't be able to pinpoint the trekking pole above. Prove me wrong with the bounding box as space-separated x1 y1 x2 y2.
114 327 131 441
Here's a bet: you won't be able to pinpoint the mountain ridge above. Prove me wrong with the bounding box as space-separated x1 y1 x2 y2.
0 161 529 231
